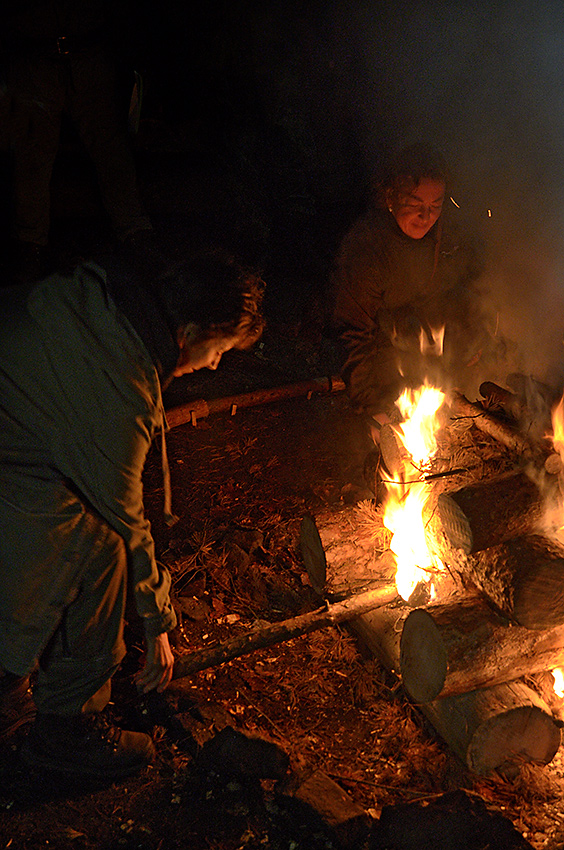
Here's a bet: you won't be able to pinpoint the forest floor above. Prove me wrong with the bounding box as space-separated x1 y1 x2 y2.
2 113 564 850
2 349 564 849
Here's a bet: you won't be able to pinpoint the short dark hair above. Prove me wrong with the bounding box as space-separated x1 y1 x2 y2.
373 143 449 208
160 249 265 349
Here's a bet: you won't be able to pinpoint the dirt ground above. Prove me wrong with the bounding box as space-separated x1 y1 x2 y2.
3 361 564 849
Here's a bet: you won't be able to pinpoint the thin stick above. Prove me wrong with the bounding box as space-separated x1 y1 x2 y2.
173 584 399 680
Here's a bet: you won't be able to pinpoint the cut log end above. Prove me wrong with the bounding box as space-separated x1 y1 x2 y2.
467 697 561 775
299 514 327 594
400 608 447 703
436 493 473 554
436 472 544 555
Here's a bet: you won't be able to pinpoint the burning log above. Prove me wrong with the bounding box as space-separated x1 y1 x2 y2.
422 681 561 776
456 533 564 630
399 596 564 702
450 391 535 457
436 471 547 554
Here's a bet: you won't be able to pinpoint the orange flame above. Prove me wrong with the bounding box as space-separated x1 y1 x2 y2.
549 395 564 537
382 384 445 601
552 394 564 459
553 667 564 698
419 325 445 357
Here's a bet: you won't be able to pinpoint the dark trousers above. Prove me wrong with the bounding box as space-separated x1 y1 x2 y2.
8 45 151 245
0 467 127 715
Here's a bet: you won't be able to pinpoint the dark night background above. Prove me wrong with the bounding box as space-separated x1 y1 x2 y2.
2 0 564 388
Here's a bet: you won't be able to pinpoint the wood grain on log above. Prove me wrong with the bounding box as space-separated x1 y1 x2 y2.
436 471 545 554
422 681 561 775
450 391 534 456
346 604 410 675
400 597 564 702
299 505 394 596
459 533 564 629
333 595 561 777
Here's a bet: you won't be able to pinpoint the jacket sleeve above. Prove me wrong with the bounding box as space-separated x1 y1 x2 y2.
54 387 177 638
332 219 401 413
26 269 177 639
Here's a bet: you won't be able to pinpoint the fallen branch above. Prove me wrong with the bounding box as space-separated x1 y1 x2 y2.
166 375 346 429
172 583 399 680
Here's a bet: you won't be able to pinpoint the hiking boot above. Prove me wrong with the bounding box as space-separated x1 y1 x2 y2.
0 674 36 741
20 712 155 780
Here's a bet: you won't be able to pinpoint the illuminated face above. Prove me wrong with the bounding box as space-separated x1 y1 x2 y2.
388 178 445 239
173 331 238 377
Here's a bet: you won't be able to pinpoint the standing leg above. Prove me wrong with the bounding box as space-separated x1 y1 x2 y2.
9 54 64 248
67 47 152 241
0 467 154 778
21 514 155 779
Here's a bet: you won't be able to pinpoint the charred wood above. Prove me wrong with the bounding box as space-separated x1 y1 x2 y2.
436 471 548 554
454 533 564 630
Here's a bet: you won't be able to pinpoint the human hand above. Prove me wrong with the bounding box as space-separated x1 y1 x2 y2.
136 632 175 694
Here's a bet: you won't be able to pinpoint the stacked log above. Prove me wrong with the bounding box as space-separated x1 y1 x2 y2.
436 471 546 555
301 393 564 776
398 394 564 773
399 597 564 702
300 506 562 777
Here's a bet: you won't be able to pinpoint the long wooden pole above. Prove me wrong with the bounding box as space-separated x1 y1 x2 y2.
172 583 399 680
165 376 346 429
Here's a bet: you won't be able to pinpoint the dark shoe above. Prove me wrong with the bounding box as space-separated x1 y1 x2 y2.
20 712 155 780
0 674 36 741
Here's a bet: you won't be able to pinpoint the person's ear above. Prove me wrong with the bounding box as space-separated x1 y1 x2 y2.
177 322 198 347
385 189 394 213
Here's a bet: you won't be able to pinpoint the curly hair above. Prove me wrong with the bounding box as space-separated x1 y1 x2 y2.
160 249 266 349
373 143 449 209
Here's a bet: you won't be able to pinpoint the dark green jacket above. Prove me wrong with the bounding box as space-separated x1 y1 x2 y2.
332 205 485 413
0 262 177 647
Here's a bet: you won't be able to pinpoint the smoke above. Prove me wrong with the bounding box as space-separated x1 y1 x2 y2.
336 0 564 395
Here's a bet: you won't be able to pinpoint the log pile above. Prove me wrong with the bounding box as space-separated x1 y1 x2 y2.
301 385 564 777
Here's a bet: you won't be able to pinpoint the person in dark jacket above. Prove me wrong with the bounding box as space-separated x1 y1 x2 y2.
0 249 265 780
332 143 490 421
